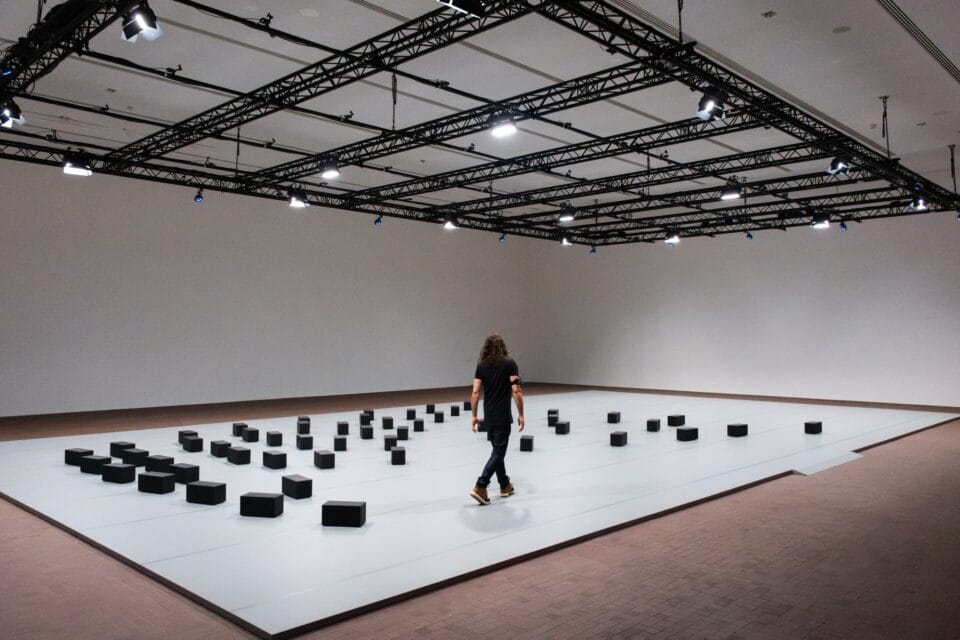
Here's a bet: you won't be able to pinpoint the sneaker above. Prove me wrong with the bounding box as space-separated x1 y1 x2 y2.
499 483 515 497
469 485 491 505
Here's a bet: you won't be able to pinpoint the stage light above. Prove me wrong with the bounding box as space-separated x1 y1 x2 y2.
0 100 25 129
664 232 680 246
827 156 850 176
720 180 742 201
320 161 340 180
288 190 309 208
436 0 484 18
62 153 92 177
839 221 848 232
910 195 928 211
498 233 506 244
0 67 12 78
487 112 517 138
121 1 162 43
374 215 383 227
558 208 575 223
193 188 204 204
696 87 726 121
589 245 598 255
561 236 572 246
811 213 830 229
443 217 458 230
745 232 753 240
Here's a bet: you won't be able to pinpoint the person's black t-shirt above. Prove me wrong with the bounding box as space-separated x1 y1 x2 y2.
474 356 519 427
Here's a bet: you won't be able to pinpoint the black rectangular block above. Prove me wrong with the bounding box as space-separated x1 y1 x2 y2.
547 408 559 417
298 415 310 425
406 409 416 420
102 463 135 483
314 450 335 469
413 419 424 432
296 434 313 450
232 422 247 437
322 500 366 527
170 462 200 484
727 423 749 437
138 471 175 494
397 427 409 441
555 421 570 435
240 492 283 518
426 404 435 414
65 448 94 466
547 414 559 427
668 415 685 427
384 435 397 451
646 419 661 432
610 431 628 447
608 412 621 424
263 450 287 469
677 427 699 442
297 422 310 435
450 405 460 417
382 416 394 429
360 425 374 439
227 446 251 465
362 409 374 419
434 412 444 424
282 474 312 499
187 481 226 505
210 440 230 457
359 413 372 426
242 428 260 443
391 447 406 465
266 431 282 446
805 421 822 434
178 430 197 445
145 454 174 472
337 422 349 436
463 401 471 410
333 436 347 451
120 448 149 467
110 441 136 458
520 435 534 452
182 435 203 452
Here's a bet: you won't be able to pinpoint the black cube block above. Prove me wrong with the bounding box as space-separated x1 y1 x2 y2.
298 415 310 425
110 441 136 458
360 413 372 426
406 409 416 420
646 419 661 432
333 436 347 451
322 501 366 527
434 412 444 424
805 421 822 434
314 450 335 469
178 430 197 445
450 405 460 417
182 435 203 452
337 422 349 436
138 471 175 494
727 423 749 437
360 425 374 439
297 422 310 435
677 427 699 442
397 427 409 441
608 412 621 424
65 448 94 466
186 481 226 505
547 408 559 417
242 428 260 443
463 401 471 410
520 435 534 452
426 404 435 414
382 416 394 429
555 421 570 435
232 422 247 437
145 454 174 472
210 440 231 457
384 435 397 451
362 409 374 419
477 420 488 432
668 415 685 427
170 463 200 484
391 447 406 465
240 492 283 518
282 474 312 499
227 446 251 465
266 431 282 447
102 463 135 483
413 419 424 432
120 448 149 467
296 434 313 450
610 431 628 447
548 414 559 427
263 450 287 469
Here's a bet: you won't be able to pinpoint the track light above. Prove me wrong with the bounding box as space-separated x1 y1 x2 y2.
664 232 680 246
436 0 485 18
720 180 742 201
121 1 162 43
745 232 753 240
589 245 598 255
696 86 726 121
443 217 458 230
193 188 204 204
0 100 25 129
487 112 517 138
839 221 848 232
498 233 506 244
558 207 575 223
811 213 830 229
910 195 928 211
560 235 573 246
288 190 309 208
320 161 340 180
827 156 850 176
374 215 383 227
62 153 92 177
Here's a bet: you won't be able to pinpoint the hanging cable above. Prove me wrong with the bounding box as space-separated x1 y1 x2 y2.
391 71 398 131
677 0 684 46
949 144 957 194
879 95 890 158
234 125 241 176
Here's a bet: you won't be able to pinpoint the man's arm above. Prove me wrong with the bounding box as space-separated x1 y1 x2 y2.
511 375 525 431
470 378 482 433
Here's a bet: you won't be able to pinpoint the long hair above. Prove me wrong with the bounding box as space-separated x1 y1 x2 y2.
479 334 509 364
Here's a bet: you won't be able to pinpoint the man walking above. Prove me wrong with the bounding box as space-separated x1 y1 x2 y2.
470 334 524 505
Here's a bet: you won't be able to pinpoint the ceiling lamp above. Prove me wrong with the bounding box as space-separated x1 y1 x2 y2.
374 215 383 227
589 245 598 255
121 1 162 43
487 112 517 138
193 188 204 204
910 195 928 211
664 232 680 246
561 236 573 246
320 160 340 180
696 86 726 121
498 233 506 244
443 217 458 230
558 206 576 223
827 156 850 176
811 213 830 229
0 100 25 129
62 153 93 177
720 180 742 201
288 190 309 208
436 0 485 18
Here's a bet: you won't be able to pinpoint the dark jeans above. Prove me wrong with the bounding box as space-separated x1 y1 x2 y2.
476 426 510 488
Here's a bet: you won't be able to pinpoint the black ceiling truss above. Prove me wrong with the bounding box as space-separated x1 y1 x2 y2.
0 0 956 247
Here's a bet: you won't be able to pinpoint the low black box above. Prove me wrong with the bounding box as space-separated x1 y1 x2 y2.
610 431 628 447
227 446 250 465
608 412 621 424
413 419 424 432
450 405 460 417
314 450 335 469
728 423 749 437
102 463 135 483
360 425 374 439
548 415 559 427
397 427 409 441
240 492 283 518
555 421 570 435
232 422 247 437
138 471 175 494
120 448 149 467
384 435 397 451
337 422 349 436
434 412 444 424
65 448 94 466
80 455 112 474
282 474 312 499
520 435 534 452
333 436 347 452
298 415 310 425
242 428 260 443
647 419 661 432
668 415 685 427
382 416 394 429
266 431 282 446
677 427 699 442
170 463 200 484
406 409 416 420
322 500 366 527
178 430 197 445
110 441 136 458
426 404 435 414
297 434 313 450
805 421 822 434
362 409 374 419
210 440 230 457
547 408 559 416
297 422 310 435
391 447 406 465
182 435 203 452
186 481 225 505
145 454 174 472
263 450 287 469
463 401 471 410
360 413 372 426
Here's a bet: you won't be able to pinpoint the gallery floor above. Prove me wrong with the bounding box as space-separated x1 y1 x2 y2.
1 385 958 640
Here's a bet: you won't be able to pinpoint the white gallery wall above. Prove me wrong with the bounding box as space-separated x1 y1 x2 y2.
521 213 960 407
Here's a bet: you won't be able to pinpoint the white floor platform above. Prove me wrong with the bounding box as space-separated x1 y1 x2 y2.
0 391 954 638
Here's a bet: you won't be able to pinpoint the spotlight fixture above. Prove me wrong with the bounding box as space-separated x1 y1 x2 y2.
193 188 204 204
62 153 93 177
561 236 573 246
288 190 309 209
0 66 12 78
811 213 830 229
664 232 680 246
319 160 340 180
910 195 928 211
487 112 517 138
436 0 485 18
498 233 506 244
696 86 726 121
443 217 458 230
720 180 742 201
0 100 25 129
121 1 162 43
839 221 848 232
745 232 753 240
589 245 598 255
374 215 383 227
827 156 850 176
558 206 576 223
